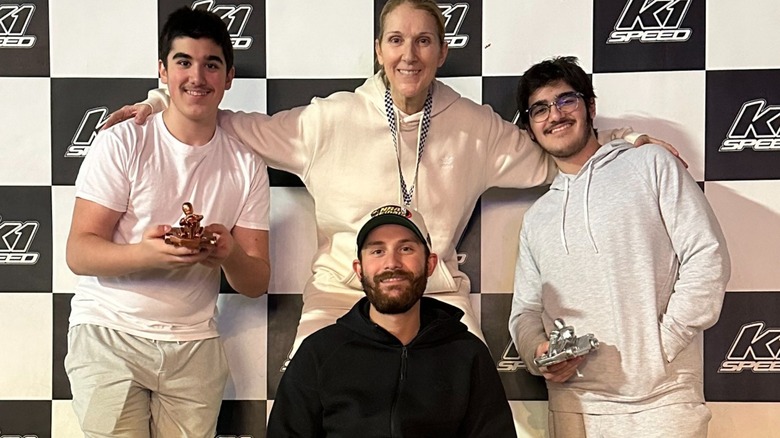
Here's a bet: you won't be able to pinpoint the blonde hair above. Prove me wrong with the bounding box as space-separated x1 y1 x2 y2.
375 0 446 86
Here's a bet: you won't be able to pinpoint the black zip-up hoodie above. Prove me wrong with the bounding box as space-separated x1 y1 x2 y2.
267 297 516 438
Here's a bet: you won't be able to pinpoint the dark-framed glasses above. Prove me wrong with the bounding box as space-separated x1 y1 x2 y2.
526 91 584 123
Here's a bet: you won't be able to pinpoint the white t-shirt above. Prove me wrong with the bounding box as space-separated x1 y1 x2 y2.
70 112 270 341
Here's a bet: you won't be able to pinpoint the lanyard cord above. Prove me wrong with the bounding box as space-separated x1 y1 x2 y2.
384 87 433 207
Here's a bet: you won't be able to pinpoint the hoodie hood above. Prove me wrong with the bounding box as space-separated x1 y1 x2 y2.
337 296 467 347
549 139 633 191
357 72 462 122
549 139 633 254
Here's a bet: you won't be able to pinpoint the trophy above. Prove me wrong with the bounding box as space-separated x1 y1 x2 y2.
534 318 599 368
164 202 217 250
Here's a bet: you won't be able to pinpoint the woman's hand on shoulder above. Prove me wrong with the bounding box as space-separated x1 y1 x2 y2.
102 103 154 130
634 134 688 168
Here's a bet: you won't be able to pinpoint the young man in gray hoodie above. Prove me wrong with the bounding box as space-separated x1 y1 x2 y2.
508 56 730 438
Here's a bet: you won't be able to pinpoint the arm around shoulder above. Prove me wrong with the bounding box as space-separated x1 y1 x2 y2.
102 88 169 129
144 88 169 113
484 108 555 188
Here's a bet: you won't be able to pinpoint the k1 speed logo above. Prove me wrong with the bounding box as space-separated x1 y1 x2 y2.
496 340 526 373
0 3 36 48
607 0 692 44
0 215 39 265
438 3 469 49
719 99 780 152
0 432 38 438
64 107 109 158
718 322 780 373
192 0 253 50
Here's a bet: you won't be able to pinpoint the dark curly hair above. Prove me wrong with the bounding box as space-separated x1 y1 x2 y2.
516 56 596 127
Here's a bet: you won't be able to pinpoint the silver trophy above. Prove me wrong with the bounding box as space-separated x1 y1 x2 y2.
534 318 599 368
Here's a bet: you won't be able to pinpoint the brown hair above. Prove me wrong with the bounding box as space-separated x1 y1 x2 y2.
375 0 446 86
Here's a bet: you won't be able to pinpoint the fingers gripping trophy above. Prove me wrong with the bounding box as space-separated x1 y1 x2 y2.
164 202 217 250
534 319 600 368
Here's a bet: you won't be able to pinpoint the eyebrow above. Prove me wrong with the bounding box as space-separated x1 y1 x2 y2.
171 52 225 64
530 90 577 108
363 238 422 249
384 30 437 38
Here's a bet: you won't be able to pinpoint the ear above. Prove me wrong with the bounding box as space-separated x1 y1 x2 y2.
158 59 168 85
375 39 384 67
425 252 438 278
437 41 449 68
525 123 537 142
588 98 596 120
352 259 363 279
225 66 235 91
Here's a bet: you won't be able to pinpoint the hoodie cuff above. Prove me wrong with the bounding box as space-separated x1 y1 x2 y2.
523 332 551 376
624 131 644 145
659 321 688 362
138 88 169 113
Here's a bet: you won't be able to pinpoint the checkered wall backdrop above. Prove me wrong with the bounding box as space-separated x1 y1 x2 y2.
1 1 779 436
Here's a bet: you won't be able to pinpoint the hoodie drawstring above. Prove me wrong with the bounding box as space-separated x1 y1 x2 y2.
582 162 599 254
559 162 599 255
556 140 632 255
560 178 570 254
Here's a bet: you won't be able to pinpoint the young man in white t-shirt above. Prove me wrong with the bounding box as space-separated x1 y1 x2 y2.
64 7 271 437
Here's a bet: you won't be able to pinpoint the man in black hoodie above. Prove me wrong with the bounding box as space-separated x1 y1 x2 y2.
267 204 516 437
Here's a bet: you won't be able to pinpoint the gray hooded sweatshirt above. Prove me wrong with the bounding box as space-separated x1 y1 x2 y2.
509 140 730 414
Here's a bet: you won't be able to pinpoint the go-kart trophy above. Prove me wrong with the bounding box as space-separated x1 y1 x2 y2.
164 202 217 250
534 318 600 368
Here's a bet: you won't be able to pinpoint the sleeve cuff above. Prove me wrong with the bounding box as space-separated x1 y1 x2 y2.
624 131 644 145
660 321 688 362
137 88 169 113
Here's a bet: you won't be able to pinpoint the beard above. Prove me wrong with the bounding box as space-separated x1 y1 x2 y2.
539 115 594 159
361 266 428 315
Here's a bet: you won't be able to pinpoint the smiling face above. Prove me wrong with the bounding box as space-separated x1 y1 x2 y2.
527 80 598 162
354 224 436 315
159 36 234 125
375 2 448 114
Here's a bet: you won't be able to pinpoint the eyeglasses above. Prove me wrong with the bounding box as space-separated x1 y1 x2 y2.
526 92 584 123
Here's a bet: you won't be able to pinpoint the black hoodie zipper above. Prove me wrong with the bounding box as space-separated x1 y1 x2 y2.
389 346 409 437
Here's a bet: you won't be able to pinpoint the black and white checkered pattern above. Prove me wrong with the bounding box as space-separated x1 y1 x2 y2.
383 86 433 206
1 1 780 436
